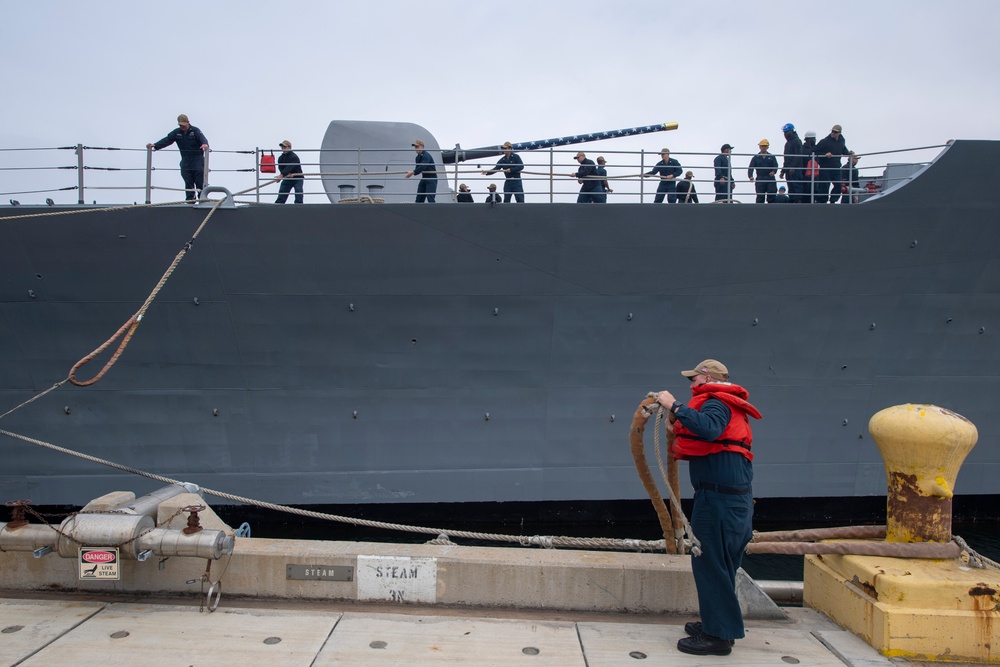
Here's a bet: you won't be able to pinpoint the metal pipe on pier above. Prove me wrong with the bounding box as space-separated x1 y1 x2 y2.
0 484 233 560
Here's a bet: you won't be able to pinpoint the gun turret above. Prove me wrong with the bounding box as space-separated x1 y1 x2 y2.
443 122 679 164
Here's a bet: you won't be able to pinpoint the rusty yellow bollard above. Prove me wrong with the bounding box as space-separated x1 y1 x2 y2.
868 404 978 543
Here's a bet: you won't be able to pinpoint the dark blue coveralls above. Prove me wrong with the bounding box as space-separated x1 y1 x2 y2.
276 150 304 204
781 131 804 203
594 164 609 203
748 153 779 203
152 125 209 200
646 158 683 203
714 153 734 201
814 132 849 204
674 398 754 641
487 153 525 203
574 158 600 203
413 150 438 203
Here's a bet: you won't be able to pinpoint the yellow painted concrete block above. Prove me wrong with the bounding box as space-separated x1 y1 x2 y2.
805 553 1000 663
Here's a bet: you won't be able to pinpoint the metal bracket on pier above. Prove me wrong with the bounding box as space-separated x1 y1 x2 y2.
195 186 236 209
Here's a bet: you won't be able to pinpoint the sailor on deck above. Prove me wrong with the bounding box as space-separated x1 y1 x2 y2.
405 139 438 203
482 141 525 203
147 114 209 201
644 148 683 203
570 152 601 203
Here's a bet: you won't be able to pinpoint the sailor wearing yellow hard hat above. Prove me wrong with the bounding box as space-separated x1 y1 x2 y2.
748 138 779 204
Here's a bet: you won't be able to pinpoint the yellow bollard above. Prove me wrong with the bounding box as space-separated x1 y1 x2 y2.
868 404 978 543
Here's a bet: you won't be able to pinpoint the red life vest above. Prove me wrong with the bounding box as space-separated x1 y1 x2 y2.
672 382 762 462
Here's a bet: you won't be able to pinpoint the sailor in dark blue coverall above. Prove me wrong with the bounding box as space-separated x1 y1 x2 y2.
656 358 762 657
275 139 304 204
147 114 209 201
595 156 613 204
748 139 779 203
644 148 683 203
482 142 525 203
814 124 849 204
570 152 601 203
405 139 437 203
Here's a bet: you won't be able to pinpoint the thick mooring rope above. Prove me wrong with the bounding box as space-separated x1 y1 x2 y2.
0 426 663 552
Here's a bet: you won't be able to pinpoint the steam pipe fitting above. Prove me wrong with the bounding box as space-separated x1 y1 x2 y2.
0 523 58 553
56 513 154 559
136 528 233 559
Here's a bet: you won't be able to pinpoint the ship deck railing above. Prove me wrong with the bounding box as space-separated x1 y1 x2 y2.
0 142 949 207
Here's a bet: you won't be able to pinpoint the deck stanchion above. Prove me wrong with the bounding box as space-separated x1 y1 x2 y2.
549 147 554 203
76 144 84 204
203 147 210 192
145 147 152 204
640 150 645 203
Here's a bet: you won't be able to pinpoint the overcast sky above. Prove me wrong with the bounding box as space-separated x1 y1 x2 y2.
2 0 999 204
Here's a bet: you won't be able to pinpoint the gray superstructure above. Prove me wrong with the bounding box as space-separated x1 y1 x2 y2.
1 140 997 511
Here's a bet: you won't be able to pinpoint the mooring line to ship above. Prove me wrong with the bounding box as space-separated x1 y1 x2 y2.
0 198 211 221
0 422 995 564
625 395 991 564
0 198 228 417
0 179 280 403
0 426 664 552
0 185 666 552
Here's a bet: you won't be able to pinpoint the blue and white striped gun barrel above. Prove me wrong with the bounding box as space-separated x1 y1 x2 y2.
442 122 679 164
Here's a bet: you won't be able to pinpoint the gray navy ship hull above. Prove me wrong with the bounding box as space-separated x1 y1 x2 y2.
1 140 997 514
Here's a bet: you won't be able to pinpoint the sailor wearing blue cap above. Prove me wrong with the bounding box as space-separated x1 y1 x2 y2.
780 123 804 203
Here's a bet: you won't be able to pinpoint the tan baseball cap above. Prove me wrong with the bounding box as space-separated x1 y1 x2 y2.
412 139 425 147
681 359 729 381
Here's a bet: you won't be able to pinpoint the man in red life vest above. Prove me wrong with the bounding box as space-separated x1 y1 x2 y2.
656 359 762 657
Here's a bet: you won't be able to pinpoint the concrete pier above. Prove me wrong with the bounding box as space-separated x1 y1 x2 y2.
0 490 986 664
0 595 896 666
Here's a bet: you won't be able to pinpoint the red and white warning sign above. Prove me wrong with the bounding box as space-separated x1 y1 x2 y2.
79 548 120 580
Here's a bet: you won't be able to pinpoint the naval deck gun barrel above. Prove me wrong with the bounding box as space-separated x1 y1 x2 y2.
442 122 679 164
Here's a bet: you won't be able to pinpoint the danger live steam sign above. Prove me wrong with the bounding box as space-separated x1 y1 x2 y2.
79 547 120 580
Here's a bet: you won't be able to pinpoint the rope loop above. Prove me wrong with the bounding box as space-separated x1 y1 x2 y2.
68 316 141 386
